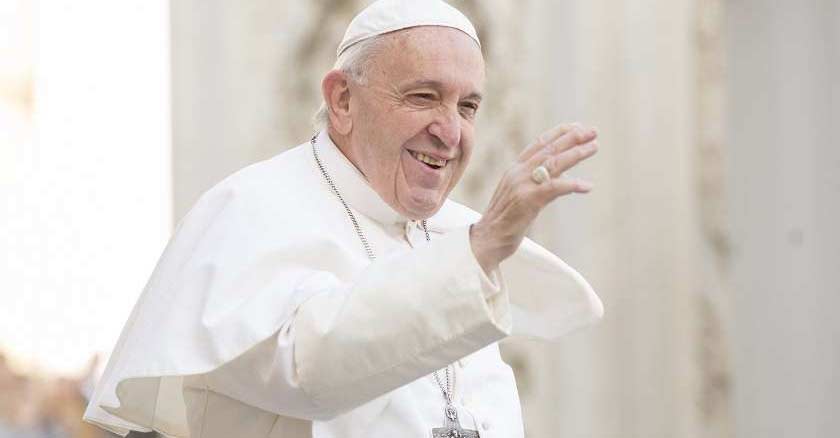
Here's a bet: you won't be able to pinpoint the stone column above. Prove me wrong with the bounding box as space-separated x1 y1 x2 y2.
456 0 733 437
726 1 840 436
169 0 349 218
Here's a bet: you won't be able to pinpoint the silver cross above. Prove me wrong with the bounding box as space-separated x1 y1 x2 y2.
432 405 480 438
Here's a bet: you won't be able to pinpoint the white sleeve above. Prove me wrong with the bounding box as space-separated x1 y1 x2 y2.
192 225 511 421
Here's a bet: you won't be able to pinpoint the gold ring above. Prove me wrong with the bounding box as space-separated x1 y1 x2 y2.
531 165 550 184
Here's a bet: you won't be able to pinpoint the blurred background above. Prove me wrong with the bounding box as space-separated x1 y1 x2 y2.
1 0 837 437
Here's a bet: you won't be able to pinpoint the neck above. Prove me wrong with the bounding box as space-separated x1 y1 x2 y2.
327 127 364 177
323 126 432 222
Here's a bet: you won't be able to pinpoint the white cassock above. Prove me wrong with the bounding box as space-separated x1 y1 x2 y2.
83 131 603 438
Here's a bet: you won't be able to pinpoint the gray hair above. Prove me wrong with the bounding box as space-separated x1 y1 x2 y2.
312 36 390 129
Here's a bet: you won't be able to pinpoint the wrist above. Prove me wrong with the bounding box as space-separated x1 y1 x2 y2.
469 223 501 275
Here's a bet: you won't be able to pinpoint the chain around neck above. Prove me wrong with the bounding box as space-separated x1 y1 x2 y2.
311 135 431 259
310 135 454 403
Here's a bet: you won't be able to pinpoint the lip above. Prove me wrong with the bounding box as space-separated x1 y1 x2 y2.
405 150 447 176
406 149 455 162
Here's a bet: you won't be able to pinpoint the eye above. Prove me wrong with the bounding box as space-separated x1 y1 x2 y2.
406 92 439 106
459 102 479 118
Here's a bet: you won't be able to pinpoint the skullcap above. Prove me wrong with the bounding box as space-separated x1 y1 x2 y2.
337 0 480 57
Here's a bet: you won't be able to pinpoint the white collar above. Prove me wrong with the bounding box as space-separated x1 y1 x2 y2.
313 130 410 227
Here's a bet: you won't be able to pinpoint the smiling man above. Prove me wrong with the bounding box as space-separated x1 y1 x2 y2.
321 24 485 221
84 1 602 437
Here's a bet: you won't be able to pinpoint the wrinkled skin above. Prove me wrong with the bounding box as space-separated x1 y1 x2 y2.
326 27 485 219
323 26 598 273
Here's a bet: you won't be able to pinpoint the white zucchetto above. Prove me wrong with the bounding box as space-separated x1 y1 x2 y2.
337 0 481 57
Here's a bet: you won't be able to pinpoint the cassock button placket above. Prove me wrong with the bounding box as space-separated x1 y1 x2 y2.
405 220 426 247
314 138 478 438
404 220 414 245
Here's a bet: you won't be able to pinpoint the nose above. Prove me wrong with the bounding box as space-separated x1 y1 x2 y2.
427 106 461 149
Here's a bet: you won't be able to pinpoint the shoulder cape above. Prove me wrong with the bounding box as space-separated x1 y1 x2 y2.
83 142 602 437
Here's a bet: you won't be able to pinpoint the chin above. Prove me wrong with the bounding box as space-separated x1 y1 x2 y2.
400 191 445 220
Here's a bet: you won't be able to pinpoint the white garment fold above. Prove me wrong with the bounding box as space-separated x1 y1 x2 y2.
83 131 603 437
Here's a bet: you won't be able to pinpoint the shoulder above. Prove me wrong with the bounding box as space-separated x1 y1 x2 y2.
213 143 316 200
193 142 328 214
166 141 359 270
174 141 344 242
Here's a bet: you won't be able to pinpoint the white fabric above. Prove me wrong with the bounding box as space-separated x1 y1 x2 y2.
83 131 603 437
337 0 480 57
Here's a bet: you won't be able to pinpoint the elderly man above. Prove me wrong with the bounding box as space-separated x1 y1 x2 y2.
84 1 602 437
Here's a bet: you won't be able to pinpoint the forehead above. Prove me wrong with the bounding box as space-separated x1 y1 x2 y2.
373 27 485 94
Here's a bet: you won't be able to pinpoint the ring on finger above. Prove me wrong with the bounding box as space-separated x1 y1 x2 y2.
531 164 550 184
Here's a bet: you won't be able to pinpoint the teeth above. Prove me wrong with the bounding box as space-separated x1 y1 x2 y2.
411 151 447 167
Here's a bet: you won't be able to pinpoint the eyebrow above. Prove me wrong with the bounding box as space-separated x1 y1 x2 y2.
402 79 484 102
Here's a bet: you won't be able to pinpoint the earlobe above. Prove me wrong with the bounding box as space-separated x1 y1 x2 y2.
322 70 353 135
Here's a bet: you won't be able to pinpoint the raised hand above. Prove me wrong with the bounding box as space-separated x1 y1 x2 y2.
469 123 599 274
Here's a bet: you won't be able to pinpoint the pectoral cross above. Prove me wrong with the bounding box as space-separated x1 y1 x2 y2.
432 404 480 438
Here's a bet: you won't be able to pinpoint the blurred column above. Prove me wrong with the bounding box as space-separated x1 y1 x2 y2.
487 0 730 437
170 0 265 219
726 1 840 437
169 0 351 219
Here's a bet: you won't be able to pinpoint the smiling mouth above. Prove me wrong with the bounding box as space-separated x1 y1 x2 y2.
409 151 448 169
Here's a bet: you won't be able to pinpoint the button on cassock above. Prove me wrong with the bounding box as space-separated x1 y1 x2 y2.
404 220 420 246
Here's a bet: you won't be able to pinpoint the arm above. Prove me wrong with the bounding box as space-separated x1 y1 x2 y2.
194 226 510 421
191 123 601 421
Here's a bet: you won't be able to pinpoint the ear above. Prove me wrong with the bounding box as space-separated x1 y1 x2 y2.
321 70 353 135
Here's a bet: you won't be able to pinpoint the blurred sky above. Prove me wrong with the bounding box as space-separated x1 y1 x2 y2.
0 0 171 375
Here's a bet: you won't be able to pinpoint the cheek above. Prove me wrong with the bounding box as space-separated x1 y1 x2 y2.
458 134 475 167
462 141 475 163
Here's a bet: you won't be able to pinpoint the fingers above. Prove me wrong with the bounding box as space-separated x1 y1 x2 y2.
534 124 596 161
477 124 600 267
515 123 600 205
543 176 594 198
518 122 577 162
541 139 598 178
529 126 599 198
